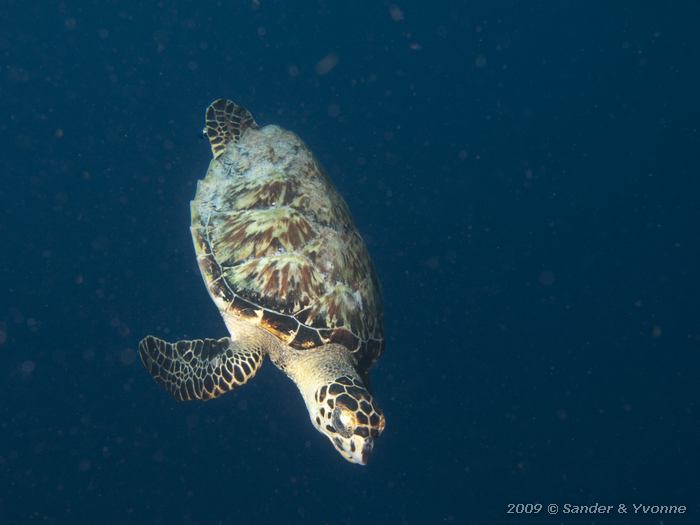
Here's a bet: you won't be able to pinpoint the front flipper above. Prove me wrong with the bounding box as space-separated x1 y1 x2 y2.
138 336 264 401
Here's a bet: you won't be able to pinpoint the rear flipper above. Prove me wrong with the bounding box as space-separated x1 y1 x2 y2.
203 98 258 158
138 336 263 401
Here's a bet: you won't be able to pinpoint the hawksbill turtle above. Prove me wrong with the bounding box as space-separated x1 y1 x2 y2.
138 99 385 464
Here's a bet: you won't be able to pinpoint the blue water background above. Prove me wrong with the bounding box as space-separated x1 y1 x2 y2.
2 2 699 523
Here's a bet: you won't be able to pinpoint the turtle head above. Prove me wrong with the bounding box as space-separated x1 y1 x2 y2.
310 376 385 465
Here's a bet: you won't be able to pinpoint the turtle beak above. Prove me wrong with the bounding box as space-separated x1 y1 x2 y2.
360 439 374 465
341 437 374 465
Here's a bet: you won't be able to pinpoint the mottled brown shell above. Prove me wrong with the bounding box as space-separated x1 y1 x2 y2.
191 115 383 369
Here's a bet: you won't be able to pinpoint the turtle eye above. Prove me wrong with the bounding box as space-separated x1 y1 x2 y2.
331 407 354 438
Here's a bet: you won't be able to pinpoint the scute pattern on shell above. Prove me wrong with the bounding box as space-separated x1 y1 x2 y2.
191 125 383 366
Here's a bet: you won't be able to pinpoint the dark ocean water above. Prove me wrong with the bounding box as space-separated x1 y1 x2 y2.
2 2 699 524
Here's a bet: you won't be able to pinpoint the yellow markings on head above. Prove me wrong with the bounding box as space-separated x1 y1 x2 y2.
377 413 386 433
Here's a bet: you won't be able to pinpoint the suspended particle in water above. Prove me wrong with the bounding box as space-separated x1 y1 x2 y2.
20 360 36 376
315 53 338 76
